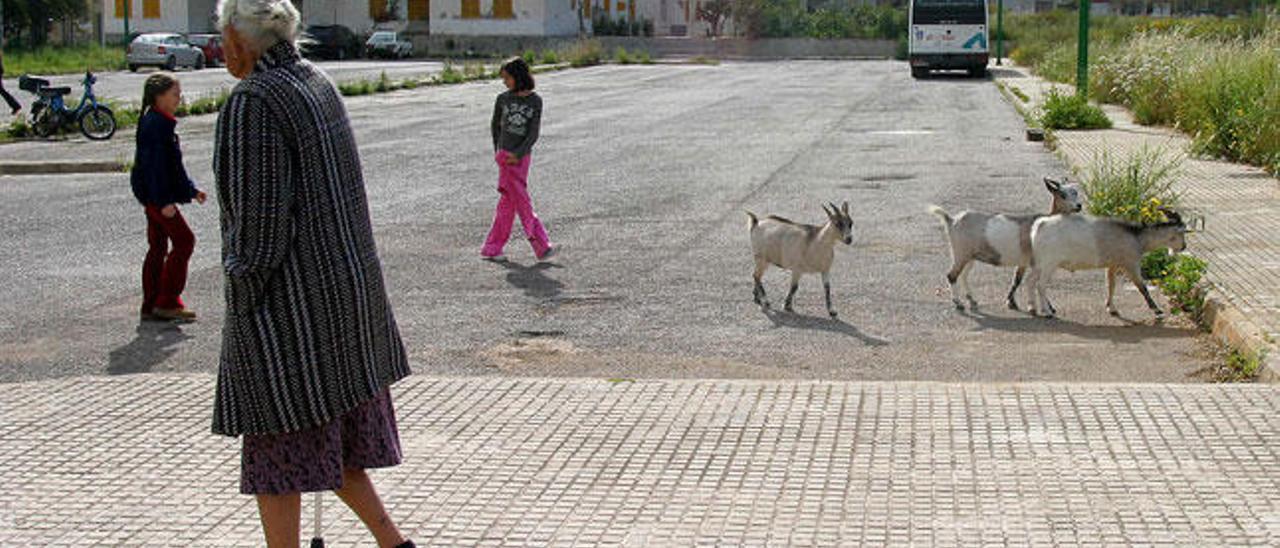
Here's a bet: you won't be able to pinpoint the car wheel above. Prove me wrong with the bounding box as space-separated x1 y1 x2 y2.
165 56 177 71
338 48 347 61
195 55 206 70
128 64 139 73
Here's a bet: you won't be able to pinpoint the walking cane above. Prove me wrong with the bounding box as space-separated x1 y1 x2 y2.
310 492 325 547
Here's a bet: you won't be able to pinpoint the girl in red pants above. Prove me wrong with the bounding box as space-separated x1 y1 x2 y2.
130 73 206 322
482 58 558 263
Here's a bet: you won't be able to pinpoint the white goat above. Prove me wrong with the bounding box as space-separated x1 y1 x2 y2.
928 177 1082 311
1026 209 1188 319
747 202 854 318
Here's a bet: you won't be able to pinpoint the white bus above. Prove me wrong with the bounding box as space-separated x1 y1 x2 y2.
908 0 990 78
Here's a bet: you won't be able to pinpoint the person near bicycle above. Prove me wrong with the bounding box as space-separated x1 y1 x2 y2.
131 73 206 323
0 48 22 115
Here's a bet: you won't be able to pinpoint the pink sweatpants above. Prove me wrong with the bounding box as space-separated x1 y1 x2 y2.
482 150 551 257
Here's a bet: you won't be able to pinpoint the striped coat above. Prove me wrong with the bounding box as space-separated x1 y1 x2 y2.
211 41 410 437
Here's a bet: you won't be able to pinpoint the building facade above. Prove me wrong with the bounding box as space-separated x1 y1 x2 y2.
103 0 218 37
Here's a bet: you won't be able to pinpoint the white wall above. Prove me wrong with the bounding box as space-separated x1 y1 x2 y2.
432 0 581 36
103 0 193 35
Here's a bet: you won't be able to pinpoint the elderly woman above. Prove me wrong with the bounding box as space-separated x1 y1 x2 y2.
210 1 414 546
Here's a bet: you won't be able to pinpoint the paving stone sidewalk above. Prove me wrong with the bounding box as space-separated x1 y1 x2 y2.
2 374 1278 546
993 65 1280 380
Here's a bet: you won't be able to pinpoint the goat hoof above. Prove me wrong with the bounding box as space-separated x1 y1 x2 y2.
953 301 965 311
828 310 839 319
784 305 794 313
1006 301 1019 311
1108 308 1119 317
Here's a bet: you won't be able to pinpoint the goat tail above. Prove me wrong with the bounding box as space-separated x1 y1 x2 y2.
746 211 759 228
927 205 953 226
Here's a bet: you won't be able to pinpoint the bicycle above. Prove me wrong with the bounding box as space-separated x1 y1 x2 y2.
17 72 117 141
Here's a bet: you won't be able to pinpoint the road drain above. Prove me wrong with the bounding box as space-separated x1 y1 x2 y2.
518 329 565 338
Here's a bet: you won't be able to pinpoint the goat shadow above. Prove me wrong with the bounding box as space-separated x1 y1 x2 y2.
762 307 891 347
497 261 565 300
107 322 194 375
961 307 1192 343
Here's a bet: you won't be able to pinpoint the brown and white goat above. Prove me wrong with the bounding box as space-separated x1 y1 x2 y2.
747 202 854 318
928 177 1082 311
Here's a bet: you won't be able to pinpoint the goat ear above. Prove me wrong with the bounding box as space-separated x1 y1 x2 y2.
821 204 834 218
1044 177 1061 193
841 201 850 216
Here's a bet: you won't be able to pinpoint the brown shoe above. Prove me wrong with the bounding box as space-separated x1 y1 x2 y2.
153 307 197 322
140 311 164 322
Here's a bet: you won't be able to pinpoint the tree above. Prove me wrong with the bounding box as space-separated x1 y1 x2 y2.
696 0 732 37
2 0 87 47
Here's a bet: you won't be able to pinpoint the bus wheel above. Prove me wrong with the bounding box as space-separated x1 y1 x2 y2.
911 67 928 79
968 66 987 78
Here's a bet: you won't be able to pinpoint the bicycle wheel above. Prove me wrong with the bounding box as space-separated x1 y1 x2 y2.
79 106 117 141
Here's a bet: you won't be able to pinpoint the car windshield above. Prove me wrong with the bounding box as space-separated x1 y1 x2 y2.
137 34 168 43
370 33 395 42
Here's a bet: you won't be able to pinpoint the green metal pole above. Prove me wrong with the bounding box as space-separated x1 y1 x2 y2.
996 0 1004 66
124 0 131 44
1076 0 1090 97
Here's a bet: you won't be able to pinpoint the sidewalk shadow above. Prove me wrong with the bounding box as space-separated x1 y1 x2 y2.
961 309 1191 343
987 66 1026 79
498 261 565 300
107 322 193 375
762 307 891 347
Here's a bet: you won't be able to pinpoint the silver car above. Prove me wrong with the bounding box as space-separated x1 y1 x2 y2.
128 33 206 72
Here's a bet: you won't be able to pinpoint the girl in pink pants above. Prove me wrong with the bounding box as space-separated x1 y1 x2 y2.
483 58 557 262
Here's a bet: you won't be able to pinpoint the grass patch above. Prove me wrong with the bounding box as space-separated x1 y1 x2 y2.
690 55 721 66
1039 88 1111 130
564 40 604 67
1009 12 1280 174
1009 85 1030 103
540 49 560 65
6 45 127 75
1082 147 1182 224
1217 348 1264 382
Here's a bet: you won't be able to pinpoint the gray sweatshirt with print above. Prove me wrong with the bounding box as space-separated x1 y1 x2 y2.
491 91 542 159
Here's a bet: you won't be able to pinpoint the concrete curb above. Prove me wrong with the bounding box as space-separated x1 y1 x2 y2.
1201 291 1280 383
0 160 126 176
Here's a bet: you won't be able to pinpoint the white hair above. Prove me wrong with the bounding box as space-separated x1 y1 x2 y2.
216 0 302 51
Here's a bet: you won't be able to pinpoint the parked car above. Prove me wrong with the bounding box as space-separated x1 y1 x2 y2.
188 34 224 67
303 25 362 60
365 31 413 59
128 33 206 72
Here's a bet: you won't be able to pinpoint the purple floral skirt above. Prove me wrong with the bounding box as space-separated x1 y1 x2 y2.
240 388 402 495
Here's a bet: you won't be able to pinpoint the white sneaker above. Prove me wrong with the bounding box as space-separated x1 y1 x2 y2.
537 245 560 263
482 254 508 263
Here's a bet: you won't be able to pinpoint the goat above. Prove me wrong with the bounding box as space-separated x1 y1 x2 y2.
928 177 1082 311
747 202 854 318
1026 209 1188 319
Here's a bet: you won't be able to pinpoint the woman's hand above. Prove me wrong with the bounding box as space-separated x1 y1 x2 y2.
504 154 521 165
161 204 178 218
195 191 208 205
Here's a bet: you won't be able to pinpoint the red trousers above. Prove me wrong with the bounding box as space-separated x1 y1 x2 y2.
141 205 194 313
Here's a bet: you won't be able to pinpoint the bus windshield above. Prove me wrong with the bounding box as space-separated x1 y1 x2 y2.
912 0 986 25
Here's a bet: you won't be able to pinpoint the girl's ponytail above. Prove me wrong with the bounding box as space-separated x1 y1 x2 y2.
141 73 179 116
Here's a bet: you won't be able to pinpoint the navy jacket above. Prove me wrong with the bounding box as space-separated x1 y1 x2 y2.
131 110 198 207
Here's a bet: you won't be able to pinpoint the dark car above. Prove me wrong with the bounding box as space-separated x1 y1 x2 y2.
302 25 362 60
188 34 224 67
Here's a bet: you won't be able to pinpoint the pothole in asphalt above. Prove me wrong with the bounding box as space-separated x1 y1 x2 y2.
539 293 626 313
517 329 566 338
862 173 917 182
479 337 580 369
